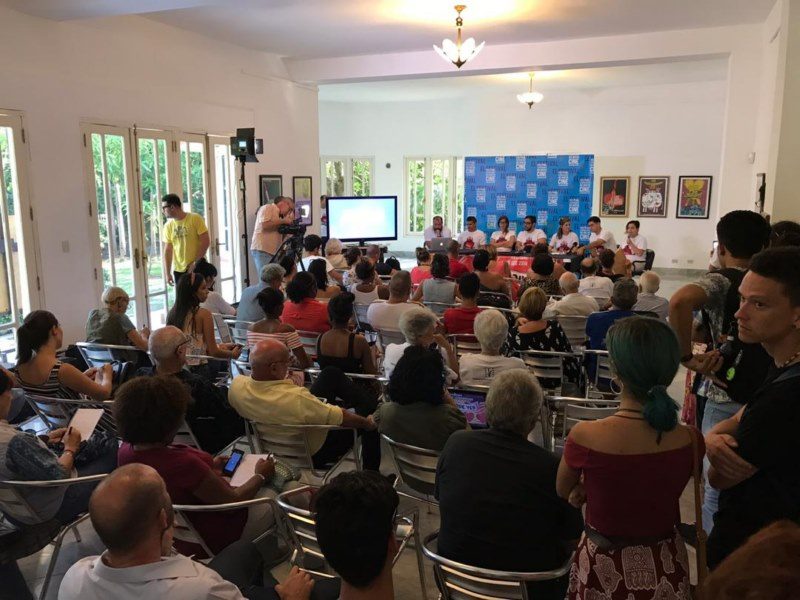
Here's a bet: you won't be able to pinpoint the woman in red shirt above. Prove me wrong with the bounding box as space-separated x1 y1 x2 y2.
557 317 703 600
280 271 332 334
410 247 434 285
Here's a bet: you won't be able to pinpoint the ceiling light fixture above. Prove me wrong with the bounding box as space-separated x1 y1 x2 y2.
433 5 485 69
517 72 544 109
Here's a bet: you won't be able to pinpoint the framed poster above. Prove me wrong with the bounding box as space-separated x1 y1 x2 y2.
259 175 282 206
599 177 629 217
636 176 669 218
293 176 313 226
676 176 713 219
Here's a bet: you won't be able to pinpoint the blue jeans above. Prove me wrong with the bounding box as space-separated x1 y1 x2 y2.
700 398 743 534
251 250 274 278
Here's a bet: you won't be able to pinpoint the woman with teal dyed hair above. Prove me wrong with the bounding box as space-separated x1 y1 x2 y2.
556 316 704 600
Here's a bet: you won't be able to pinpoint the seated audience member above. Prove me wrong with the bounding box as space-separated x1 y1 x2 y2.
366 244 396 277
194 258 236 316
382 307 458 382
597 248 622 281
533 242 567 279
317 293 377 376
366 271 417 332
280 255 298 286
549 217 580 254
86 287 149 350
248 288 312 370
314 471 400 600
281 272 331 334
423 215 452 244
705 247 800 569
308 258 341 300
342 246 363 287
166 273 242 364
622 220 647 265
374 346 467 451
325 237 348 269
516 214 548 251
410 247 433 285
486 244 512 278
140 326 243 454
577 258 614 304
15 311 113 401
412 253 457 313
557 317 703 600
586 278 639 350
519 253 561 297
59 464 319 600
490 215 516 252
115 376 276 556
237 263 285 323
633 271 669 320
443 273 482 334
704 520 800 599
457 216 487 249
459 310 525 386
551 272 599 317
229 340 379 470
513 288 578 387
769 219 800 248
472 249 512 307
0 366 116 527
349 258 389 305
446 240 470 279
301 234 343 285
437 370 583 600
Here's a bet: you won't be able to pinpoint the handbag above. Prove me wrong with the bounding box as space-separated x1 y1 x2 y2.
688 425 709 587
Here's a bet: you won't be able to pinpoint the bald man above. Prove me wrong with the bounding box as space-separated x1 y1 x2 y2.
59 464 315 600
136 326 243 454
551 272 600 317
577 257 613 302
229 340 380 470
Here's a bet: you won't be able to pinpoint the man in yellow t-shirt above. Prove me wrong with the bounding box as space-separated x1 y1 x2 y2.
161 194 210 285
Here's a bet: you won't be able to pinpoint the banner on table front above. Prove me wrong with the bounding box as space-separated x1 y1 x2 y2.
464 154 594 243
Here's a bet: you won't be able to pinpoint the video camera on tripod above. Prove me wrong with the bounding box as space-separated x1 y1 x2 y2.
277 222 307 237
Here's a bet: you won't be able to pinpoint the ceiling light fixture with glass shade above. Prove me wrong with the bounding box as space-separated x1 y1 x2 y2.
517 72 544 109
433 5 485 69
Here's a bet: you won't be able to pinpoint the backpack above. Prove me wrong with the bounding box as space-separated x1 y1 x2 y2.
704 268 772 405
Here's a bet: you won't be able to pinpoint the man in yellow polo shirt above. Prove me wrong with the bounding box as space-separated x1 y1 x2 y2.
161 194 210 285
228 339 379 469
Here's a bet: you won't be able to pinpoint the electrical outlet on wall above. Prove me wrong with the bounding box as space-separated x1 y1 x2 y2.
671 259 679 264
687 259 694 265
61 241 70 253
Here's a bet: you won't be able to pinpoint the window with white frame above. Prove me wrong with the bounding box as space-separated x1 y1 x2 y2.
404 156 465 236
321 157 374 197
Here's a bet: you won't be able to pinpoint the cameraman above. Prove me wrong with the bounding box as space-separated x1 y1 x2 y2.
251 196 295 275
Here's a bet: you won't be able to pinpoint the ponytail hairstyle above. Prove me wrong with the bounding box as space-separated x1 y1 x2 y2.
557 217 571 240
167 273 203 334
605 316 680 441
16 310 59 365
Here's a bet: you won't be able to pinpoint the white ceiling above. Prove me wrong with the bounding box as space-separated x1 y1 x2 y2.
319 58 729 103
2 0 777 60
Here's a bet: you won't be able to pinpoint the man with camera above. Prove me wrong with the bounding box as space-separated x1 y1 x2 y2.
251 196 295 275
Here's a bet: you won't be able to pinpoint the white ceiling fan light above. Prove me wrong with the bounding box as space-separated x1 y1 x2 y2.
433 5 485 69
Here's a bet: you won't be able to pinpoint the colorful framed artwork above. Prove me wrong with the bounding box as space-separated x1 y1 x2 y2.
292 176 313 226
676 176 712 219
599 177 630 217
636 176 669 218
259 175 282 206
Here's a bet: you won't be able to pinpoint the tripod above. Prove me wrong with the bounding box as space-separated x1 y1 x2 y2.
237 156 251 287
270 234 306 271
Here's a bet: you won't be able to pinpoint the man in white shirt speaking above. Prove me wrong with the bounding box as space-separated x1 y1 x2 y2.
622 219 648 266
423 215 452 243
457 216 487 250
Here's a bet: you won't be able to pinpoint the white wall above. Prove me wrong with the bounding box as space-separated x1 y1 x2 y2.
0 6 320 343
320 79 726 269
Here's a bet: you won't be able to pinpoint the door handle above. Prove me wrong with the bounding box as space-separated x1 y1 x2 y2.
134 248 140 269
214 237 223 256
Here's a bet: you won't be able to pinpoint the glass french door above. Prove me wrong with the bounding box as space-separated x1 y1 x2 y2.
208 137 240 303
178 134 210 226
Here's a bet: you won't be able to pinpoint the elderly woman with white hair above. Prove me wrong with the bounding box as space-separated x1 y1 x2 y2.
381 306 459 382
435 369 583 600
325 237 348 269
633 270 669 320
85 287 150 350
459 309 525 386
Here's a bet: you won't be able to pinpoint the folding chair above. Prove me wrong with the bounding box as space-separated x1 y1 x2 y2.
171 496 278 560
451 334 481 360
75 341 151 369
515 349 577 396
24 393 117 436
212 313 233 343
424 301 459 317
296 330 321 362
422 530 573 600
555 315 589 348
541 395 621 452
277 485 428 599
583 349 614 399
304 368 389 403
562 401 620 441
0 474 108 600
376 328 406 351
244 421 361 483
382 434 439 506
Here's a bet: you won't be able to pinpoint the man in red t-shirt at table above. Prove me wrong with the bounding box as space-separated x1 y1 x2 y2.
444 273 483 334
447 240 471 279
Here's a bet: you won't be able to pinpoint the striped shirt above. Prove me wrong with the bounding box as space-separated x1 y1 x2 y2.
14 362 81 399
246 330 302 351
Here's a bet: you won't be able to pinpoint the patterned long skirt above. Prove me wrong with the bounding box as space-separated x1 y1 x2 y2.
566 530 691 600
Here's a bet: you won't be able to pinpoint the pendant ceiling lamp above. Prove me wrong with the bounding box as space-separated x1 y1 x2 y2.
433 5 485 69
517 72 544 109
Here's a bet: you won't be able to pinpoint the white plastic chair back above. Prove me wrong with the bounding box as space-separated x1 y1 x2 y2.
556 315 589 348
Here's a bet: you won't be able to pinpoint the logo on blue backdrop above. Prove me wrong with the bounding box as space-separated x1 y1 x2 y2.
477 188 486 203
486 214 497 229
569 155 580 167
496 195 506 211
590 157 595 174
537 210 549 226
516 156 526 171
466 161 475 177
467 206 477 217
495 156 505 164
527 183 537 199
569 198 580 214
485 168 496 184
536 163 547 179
505 175 516 192
547 191 559 207
579 178 591 194
558 171 569 187
516 203 527 218
579 226 591 241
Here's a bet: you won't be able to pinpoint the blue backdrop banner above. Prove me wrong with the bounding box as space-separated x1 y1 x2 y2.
464 154 594 243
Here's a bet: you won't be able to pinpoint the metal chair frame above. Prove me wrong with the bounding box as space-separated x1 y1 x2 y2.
422 530 573 600
277 485 428 599
582 349 615 399
0 474 108 600
424 301 460 317
23 393 117 436
382 434 439 507
304 368 389 402
514 349 579 396
450 334 482 360
75 341 152 369
296 330 321 362
541 395 621 452
555 315 589 348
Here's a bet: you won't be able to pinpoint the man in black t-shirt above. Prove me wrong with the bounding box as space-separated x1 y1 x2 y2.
706 247 800 568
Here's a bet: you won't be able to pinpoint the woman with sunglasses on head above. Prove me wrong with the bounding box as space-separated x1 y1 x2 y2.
85 287 150 350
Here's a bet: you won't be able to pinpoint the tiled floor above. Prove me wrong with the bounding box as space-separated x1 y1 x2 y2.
15 268 702 599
